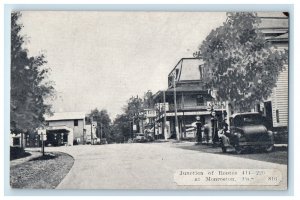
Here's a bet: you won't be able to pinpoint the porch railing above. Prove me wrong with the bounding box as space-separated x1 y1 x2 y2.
169 104 208 111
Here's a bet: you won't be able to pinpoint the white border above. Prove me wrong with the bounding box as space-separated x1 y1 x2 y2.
1 1 299 199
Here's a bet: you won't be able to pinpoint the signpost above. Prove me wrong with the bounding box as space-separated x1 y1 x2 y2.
38 129 47 156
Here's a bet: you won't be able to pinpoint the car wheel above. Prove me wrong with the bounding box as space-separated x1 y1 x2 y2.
235 146 243 154
265 144 274 153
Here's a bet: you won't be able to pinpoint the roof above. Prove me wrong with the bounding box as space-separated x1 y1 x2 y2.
168 58 204 82
258 12 288 35
45 112 86 121
257 12 288 19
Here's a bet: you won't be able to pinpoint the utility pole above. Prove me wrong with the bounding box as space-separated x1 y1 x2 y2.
90 117 93 145
42 132 45 156
141 111 144 135
38 129 46 156
173 74 180 140
100 123 103 139
163 91 167 140
21 132 24 148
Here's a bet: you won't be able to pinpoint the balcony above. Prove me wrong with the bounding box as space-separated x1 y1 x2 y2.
169 104 208 111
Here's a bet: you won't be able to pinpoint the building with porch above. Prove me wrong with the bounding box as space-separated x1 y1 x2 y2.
153 58 228 141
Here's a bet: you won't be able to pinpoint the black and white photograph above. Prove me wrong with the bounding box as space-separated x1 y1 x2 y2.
9 10 289 190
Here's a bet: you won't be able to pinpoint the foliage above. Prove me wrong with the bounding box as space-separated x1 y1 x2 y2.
124 96 143 119
11 12 55 133
110 91 154 142
111 114 131 143
198 12 288 111
143 90 155 109
109 96 143 142
87 108 112 139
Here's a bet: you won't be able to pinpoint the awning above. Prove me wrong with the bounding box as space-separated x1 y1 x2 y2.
46 126 72 132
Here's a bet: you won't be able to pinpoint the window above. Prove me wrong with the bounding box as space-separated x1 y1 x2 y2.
74 119 78 126
234 114 263 126
196 95 204 106
13 137 20 146
175 68 179 79
199 65 204 79
276 110 280 123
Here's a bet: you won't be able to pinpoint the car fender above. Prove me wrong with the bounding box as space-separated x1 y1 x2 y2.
267 130 275 144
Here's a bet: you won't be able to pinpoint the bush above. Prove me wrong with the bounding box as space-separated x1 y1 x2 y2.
10 146 30 160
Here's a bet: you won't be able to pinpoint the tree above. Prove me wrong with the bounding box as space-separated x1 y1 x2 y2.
87 108 112 139
11 12 55 134
109 96 143 142
143 90 155 109
198 12 288 112
111 114 131 143
124 96 143 118
110 92 154 142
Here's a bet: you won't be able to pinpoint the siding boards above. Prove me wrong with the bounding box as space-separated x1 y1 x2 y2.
271 64 288 127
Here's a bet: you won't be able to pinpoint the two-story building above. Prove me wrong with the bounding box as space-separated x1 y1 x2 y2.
153 58 227 141
45 112 86 146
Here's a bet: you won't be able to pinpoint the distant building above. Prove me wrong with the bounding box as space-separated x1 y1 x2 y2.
10 112 87 147
45 112 86 146
10 132 24 147
144 109 156 125
84 123 98 144
142 108 156 136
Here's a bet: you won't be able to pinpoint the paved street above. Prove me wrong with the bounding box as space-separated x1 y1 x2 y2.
42 142 287 190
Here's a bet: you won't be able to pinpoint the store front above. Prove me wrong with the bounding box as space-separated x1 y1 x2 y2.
46 126 73 146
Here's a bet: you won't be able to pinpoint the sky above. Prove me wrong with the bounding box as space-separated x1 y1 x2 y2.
19 11 227 119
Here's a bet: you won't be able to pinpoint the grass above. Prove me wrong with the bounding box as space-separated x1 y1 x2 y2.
10 152 74 189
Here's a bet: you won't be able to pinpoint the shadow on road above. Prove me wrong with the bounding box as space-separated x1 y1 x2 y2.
174 143 288 165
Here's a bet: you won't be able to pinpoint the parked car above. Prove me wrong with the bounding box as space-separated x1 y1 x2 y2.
133 133 147 143
219 112 274 154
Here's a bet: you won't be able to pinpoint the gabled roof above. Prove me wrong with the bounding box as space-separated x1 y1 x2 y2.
45 112 86 121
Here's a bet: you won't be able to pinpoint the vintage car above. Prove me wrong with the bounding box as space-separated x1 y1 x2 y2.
219 112 274 154
133 133 147 143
